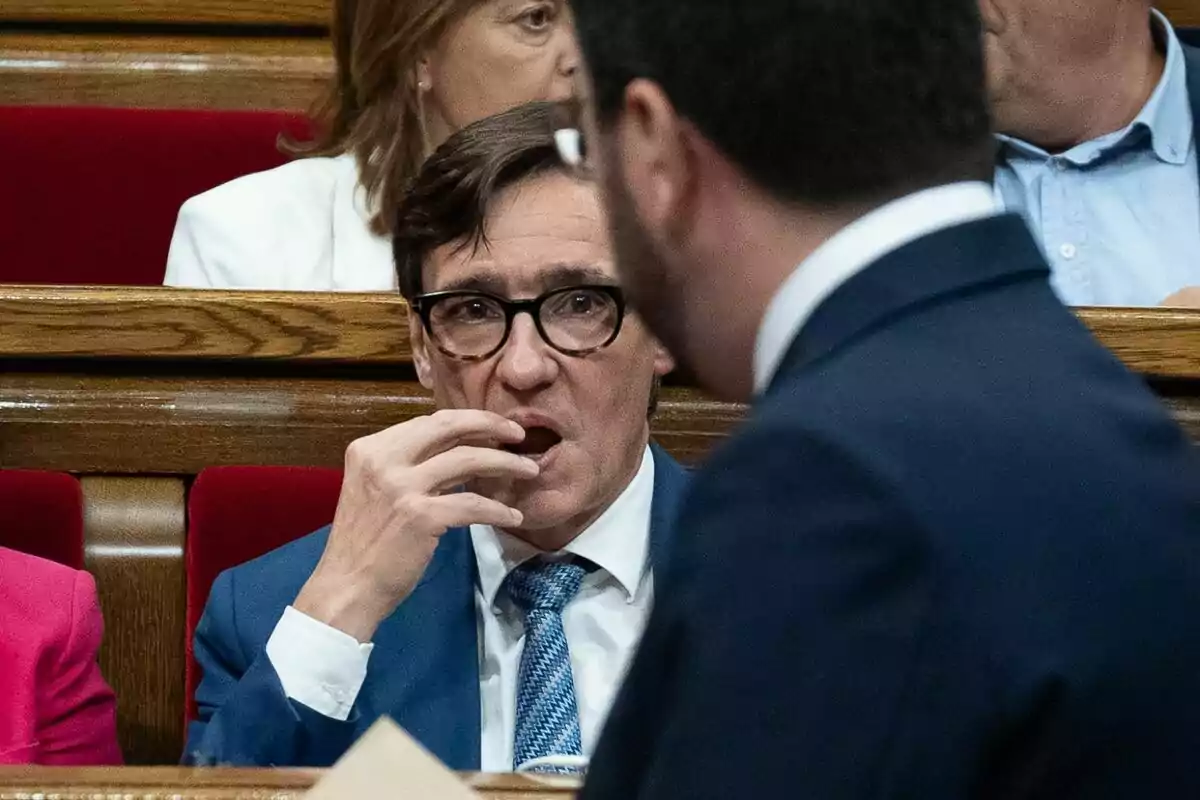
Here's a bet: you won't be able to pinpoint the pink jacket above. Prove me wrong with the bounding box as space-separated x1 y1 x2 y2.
0 547 122 765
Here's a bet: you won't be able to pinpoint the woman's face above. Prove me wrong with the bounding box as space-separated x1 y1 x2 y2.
422 0 578 145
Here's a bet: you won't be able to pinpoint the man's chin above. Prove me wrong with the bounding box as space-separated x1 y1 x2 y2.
475 473 566 527
505 488 580 538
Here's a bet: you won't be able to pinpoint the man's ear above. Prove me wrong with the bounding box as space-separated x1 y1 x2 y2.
617 79 695 242
409 310 436 390
652 339 675 377
977 0 1006 34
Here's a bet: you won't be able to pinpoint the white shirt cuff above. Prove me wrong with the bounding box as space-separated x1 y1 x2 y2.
265 605 374 721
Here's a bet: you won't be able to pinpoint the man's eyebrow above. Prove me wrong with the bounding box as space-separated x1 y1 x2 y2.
539 264 615 289
435 272 509 295
433 264 615 296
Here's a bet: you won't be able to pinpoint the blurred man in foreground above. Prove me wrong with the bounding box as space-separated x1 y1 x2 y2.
562 0 1200 796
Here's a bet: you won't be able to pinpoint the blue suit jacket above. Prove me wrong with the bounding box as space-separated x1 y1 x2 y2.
185 444 688 768
582 216 1200 799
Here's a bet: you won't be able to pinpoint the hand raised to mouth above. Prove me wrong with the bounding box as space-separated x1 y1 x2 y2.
293 409 541 643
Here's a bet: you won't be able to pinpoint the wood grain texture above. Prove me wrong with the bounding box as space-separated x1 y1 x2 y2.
83 477 187 766
0 374 741 471
0 767 576 799
0 286 410 363
1078 307 1200 378
1159 0 1200 26
1 287 1198 378
0 0 328 26
0 34 330 112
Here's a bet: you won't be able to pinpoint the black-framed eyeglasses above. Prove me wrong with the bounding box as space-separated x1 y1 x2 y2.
411 285 626 361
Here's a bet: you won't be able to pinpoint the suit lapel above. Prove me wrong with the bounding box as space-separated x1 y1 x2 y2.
768 215 1049 389
647 443 689 568
369 526 482 770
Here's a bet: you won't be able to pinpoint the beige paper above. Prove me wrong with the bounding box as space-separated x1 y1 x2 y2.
305 717 481 800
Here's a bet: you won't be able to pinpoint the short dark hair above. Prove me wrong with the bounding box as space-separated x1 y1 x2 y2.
570 0 994 206
392 100 567 300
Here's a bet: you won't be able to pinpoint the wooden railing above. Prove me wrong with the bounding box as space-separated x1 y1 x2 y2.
1161 0 1200 25
0 286 1196 765
2 5 1197 111
0 767 576 799
0 33 330 112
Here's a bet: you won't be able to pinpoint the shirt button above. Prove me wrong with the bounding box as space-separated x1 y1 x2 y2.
1059 243 1077 260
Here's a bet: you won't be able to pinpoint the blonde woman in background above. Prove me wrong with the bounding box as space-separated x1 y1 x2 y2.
165 0 578 290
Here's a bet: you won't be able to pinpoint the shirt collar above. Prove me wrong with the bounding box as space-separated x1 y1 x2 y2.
471 445 656 610
997 10 1191 167
752 181 998 394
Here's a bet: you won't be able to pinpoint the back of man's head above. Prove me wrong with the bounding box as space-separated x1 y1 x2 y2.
571 0 995 205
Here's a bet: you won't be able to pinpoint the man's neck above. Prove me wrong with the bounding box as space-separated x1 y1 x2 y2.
684 201 858 403
1017 14 1165 151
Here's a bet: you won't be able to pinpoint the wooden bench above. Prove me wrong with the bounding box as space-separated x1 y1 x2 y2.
0 286 1195 765
0 33 330 111
0 0 327 25
1161 0 1200 26
0 766 576 799
2 5 1198 111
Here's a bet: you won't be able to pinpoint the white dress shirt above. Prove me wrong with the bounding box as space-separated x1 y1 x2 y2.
753 181 1001 393
265 445 656 772
164 154 396 291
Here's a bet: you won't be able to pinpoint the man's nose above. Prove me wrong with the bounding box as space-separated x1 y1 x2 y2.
496 313 559 391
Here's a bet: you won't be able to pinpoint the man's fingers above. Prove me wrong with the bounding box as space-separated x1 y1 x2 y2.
425 492 525 529
1160 287 1200 308
402 410 527 461
417 446 540 493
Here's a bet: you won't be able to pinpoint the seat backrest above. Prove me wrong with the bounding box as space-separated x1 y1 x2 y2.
0 469 84 568
0 105 306 286
184 465 341 721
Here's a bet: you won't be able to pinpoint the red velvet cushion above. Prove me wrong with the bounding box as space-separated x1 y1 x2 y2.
0 470 85 569
185 465 342 721
0 106 308 286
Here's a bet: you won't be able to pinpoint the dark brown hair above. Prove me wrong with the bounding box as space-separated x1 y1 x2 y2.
281 0 482 236
392 100 569 300
573 0 993 206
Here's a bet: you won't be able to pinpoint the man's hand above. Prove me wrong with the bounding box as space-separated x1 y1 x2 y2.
1160 287 1200 308
293 409 538 642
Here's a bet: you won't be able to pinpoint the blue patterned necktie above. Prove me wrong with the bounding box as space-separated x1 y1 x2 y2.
504 556 588 773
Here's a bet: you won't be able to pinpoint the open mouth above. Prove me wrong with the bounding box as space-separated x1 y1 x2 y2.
503 426 563 461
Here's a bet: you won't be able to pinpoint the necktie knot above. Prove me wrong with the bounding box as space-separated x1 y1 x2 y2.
504 557 586 615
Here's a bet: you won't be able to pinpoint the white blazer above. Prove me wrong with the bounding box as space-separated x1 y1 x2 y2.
163 154 397 291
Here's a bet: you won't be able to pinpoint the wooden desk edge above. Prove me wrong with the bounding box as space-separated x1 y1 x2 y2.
0 287 1197 377
0 765 578 796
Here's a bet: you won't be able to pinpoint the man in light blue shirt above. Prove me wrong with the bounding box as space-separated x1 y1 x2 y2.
988 1 1200 307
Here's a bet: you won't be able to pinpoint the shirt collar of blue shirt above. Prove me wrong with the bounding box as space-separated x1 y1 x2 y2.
997 9 1192 168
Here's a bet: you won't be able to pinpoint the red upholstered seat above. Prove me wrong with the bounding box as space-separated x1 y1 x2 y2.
0 470 85 569
185 465 342 721
0 106 307 286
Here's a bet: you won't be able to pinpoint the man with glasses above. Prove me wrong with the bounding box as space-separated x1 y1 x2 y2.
185 102 683 773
